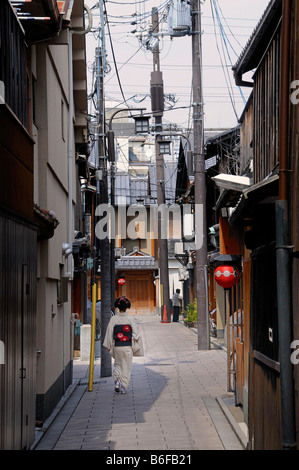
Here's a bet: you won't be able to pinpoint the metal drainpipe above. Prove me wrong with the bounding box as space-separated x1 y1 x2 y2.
276 0 297 450
67 27 74 278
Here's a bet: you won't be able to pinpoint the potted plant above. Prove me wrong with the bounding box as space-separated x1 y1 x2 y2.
184 299 197 327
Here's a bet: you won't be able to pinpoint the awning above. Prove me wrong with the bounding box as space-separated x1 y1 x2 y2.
229 174 279 225
212 174 251 192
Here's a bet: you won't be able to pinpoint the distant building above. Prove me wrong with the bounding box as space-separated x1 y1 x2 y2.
91 110 185 315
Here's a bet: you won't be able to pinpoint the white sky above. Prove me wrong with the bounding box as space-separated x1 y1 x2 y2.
84 0 270 130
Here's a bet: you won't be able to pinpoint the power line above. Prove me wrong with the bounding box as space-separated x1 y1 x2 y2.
104 0 132 108
212 0 247 105
108 0 150 4
104 0 170 25
210 0 239 121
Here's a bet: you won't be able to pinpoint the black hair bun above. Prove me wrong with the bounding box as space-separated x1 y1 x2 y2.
115 296 131 310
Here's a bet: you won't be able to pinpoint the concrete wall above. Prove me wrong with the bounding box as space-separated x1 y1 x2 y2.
33 40 76 422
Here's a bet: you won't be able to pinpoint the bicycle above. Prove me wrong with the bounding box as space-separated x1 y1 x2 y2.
95 309 115 342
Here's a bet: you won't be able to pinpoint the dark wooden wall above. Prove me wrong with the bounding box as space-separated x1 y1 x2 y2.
250 243 282 449
0 106 34 220
253 27 281 184
0 209 37 450
0 18 36 446
289 0 299 447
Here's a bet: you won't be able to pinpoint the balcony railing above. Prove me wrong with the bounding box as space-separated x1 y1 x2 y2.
0 1 27 128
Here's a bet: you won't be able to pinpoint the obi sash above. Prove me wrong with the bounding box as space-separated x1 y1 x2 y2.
113 324 132 346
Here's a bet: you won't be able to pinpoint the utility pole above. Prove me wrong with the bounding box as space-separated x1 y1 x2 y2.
108 128 116 313
96 1 112 377
191 0 209 349
150 7 171 322
98 57 111 378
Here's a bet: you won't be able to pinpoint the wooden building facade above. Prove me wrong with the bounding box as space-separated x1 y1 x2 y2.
0 2 37 449
171 0 299 451
226 0 299 449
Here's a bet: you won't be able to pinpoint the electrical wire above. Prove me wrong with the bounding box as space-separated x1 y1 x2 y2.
104 0 136 109
89 0 256 157
209 0 239 121
212 0 241 57
108 0 150 4
104 46 143 85
87 1 184 199
211 0 247 106
105 0 170 25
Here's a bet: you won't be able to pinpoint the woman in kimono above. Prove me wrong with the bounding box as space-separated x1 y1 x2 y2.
103 297 142 394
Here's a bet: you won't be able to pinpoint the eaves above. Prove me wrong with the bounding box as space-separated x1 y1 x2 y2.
233 0 282 86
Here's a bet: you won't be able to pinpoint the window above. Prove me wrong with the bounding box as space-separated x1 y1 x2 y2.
129 146 138 162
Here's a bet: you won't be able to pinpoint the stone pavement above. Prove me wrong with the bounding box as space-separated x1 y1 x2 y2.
32 315 247 452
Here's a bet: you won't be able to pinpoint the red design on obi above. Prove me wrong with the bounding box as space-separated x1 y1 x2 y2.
113 324 132 346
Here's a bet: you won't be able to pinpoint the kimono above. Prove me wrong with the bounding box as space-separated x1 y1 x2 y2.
103 312 143 389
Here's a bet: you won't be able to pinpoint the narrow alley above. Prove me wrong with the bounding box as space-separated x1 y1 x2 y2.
2 0 299 452
33 315 246 452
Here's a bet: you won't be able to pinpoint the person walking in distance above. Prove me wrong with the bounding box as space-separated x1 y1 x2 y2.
103 297 143 394
172 289 182 322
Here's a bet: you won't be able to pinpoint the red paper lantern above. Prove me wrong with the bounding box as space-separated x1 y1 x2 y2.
118 278 126 286
215 265 239 289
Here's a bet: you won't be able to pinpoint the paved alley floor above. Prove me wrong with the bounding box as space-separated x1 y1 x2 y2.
33 315 246 452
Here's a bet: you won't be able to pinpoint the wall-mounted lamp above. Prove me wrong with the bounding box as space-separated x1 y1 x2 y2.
158 139 171 155
134 115 150 134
